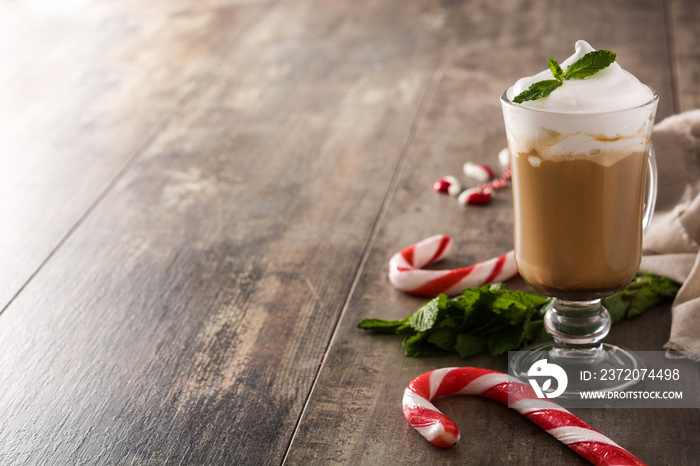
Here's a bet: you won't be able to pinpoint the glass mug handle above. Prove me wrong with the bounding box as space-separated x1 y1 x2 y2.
642 143 658 232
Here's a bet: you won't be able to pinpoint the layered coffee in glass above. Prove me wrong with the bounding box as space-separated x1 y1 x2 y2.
502 41 658 395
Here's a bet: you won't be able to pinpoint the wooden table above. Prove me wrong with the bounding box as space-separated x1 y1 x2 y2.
1 0 698 464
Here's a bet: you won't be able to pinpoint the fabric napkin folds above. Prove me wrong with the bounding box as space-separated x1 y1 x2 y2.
640 109 700 359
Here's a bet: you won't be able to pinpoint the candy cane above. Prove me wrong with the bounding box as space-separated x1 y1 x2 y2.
463 162 494 182
388 235 518 297
403 367 646 466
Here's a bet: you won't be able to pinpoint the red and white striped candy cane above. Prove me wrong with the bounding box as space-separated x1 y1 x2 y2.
388 235 518 297
402 367 646 466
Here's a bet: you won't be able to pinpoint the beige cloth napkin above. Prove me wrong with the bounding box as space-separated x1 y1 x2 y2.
639 110 700 358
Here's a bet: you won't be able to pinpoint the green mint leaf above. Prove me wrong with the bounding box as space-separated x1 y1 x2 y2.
563 50 616 80
395 322 413 334
453 285 494 318
513 79 563 104
462 304 498 333
548 58 564 82
433 317 460 330
602 293 628 324
408 294 449 332
602 273 681 320
402 331 427 348
521 318 546 344
636 273 681 297
487 327 523 356
455 334 488 358
626 288 665 319
357 317 408 333
491 290 550 325
427 328 458 352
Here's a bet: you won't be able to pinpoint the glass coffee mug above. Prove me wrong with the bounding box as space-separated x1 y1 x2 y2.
501 87 658 395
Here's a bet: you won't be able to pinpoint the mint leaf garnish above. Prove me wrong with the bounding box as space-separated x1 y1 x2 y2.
548 58 564 82
563 50 616 79
513 49 616 104
512 80 562 104
358 274 679 359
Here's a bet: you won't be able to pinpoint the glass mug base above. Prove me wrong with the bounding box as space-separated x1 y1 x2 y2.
509 341 645 398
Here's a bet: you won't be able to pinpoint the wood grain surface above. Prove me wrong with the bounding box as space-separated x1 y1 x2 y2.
669 0 700 112
0 0 697 465
285 0 696 465
0 0 275 313
0 0 454 464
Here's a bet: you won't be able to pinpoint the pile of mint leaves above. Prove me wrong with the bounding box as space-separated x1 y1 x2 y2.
358 274 679 358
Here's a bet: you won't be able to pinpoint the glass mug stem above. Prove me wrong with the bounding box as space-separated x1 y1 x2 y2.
545 298 610 351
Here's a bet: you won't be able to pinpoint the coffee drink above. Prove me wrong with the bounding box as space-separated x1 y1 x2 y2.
511 150 647 299
503 41 660 384
501 40 658 300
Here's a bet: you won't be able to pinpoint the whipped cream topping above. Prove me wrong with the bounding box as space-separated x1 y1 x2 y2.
507 40 654 113
501 40 658 166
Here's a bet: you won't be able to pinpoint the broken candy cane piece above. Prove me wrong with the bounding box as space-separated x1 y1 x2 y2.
501 165 511 181
388 235 518 296
402 367 647 466
458 186 492 205
489 178 508 190
463 162 494 182
474 166 511 193
433 176 462 196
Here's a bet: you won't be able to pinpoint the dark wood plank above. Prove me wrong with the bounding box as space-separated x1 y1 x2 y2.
0 0 269 312
0 0 455 464
286 1 695 465
669 0 700 112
